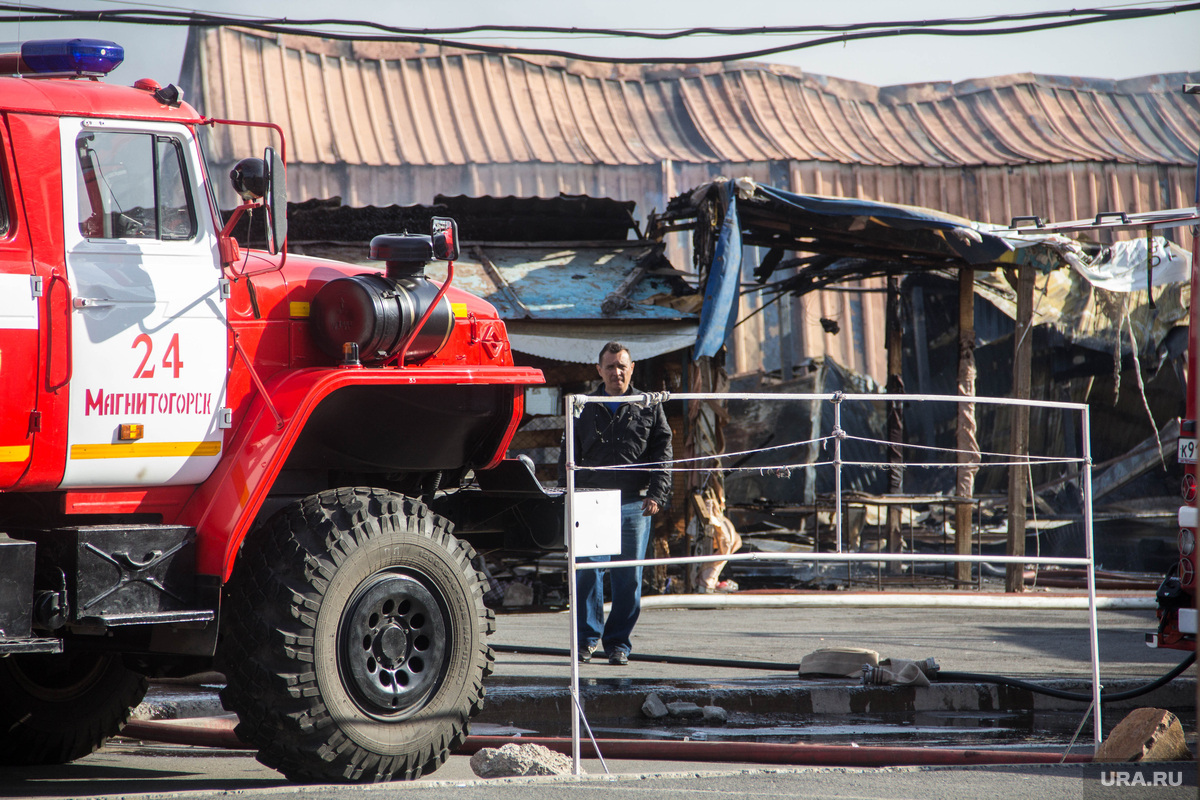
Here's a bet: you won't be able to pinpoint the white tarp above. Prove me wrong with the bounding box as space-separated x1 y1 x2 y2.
1063 236 1191 291
1007 233 1192 292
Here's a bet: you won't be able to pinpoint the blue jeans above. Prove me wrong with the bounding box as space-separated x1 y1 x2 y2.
576 500 652 656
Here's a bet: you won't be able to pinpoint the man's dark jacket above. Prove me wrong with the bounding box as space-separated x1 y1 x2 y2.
559 384 672 506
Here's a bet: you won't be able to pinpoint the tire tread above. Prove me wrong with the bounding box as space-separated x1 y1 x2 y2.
219 487 491 783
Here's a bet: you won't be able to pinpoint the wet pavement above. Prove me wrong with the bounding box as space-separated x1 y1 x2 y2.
137 596 1195 751
0 595 1186 799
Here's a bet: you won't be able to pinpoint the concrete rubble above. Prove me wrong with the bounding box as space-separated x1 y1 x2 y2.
469 742 576 777
641 693 730 724
1094 708 1192 762
641 693 669 719
665 701 704 719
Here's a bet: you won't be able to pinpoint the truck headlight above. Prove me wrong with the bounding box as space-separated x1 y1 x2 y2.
1179 528 1195 556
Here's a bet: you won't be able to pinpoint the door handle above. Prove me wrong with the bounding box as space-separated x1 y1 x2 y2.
73 297 117 309
47 271 72 391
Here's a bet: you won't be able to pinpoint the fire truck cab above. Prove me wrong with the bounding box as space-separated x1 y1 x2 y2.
0 38 551 783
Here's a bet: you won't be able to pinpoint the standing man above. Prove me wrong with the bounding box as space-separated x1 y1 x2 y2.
563 342 672 666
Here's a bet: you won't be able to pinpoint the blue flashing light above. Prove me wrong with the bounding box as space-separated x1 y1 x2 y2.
21 39 124 76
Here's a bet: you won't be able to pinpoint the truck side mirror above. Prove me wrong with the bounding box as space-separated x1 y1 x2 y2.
264 146 287 255
431 216 459 261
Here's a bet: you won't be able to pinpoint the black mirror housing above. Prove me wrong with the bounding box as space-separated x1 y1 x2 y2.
264 146 287 255
230 157 268 201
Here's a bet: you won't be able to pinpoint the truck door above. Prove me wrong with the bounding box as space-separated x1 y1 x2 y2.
59 118 228 487
0 118 38 489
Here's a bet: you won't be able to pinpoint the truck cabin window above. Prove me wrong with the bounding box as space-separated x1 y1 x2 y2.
76 131 196 241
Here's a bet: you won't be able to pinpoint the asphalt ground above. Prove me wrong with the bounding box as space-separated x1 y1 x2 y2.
469 597 1197 743
4 595 1195 799
136 597 1196 740
487 595 1181 681
6 751 1197 800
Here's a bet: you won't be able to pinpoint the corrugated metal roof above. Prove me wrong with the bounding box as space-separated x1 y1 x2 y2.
183 27 1199 170
182 27 1199 386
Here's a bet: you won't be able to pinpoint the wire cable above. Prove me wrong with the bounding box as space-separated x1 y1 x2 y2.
936 652 1195 703
491 644 1195 704
1 3 1198 65
5 2 1196 40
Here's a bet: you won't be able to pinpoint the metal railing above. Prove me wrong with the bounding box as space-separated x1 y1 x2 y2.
562 391 1100 775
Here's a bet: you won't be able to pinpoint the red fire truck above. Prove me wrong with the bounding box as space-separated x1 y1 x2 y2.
0 39 550 782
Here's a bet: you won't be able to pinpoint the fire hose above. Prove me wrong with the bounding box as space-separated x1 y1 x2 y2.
935 651 1196 703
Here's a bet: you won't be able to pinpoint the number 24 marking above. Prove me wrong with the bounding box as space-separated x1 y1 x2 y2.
132 333 184 379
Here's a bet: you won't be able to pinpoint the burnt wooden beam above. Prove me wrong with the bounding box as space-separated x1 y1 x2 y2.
1006 264 1035 592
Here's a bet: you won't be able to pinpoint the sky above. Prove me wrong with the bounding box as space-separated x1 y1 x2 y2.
0 0 1196 88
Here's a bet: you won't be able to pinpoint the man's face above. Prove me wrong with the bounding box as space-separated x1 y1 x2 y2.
597 349 634 396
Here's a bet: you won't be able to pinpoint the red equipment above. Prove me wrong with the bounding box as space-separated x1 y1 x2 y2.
0 40 554 783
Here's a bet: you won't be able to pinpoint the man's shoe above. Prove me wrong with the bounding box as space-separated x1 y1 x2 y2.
579 642 599 663
608 649 629 666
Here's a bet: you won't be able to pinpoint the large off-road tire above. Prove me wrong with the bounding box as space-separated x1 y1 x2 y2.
0 652 148 765
218 487 495 783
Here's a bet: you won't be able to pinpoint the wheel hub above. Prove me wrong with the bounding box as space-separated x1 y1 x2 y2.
376 625 409 666
340 571 447 717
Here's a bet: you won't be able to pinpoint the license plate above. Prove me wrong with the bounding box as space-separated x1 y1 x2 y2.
1180 438 1197 464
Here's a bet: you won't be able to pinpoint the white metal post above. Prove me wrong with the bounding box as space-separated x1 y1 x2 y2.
1081 406 1103 745
551 391 1102 765
834 395 843 553
563 394 582 776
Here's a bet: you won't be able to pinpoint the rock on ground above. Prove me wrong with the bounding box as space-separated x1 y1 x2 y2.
469 743 577 778
665 701 704 718
1094 708 1192 762
642 693 669 719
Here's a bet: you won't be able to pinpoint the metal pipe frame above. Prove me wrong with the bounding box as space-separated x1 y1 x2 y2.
563 391 1099 775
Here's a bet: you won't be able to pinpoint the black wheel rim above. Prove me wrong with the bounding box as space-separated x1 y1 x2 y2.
339 571 448 719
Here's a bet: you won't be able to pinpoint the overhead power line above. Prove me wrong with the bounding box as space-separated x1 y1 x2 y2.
1 2 1198 64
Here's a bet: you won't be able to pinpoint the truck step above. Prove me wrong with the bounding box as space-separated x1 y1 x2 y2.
0 637 63 655
86 610 215 627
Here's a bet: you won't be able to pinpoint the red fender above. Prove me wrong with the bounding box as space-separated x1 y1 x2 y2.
179 364 540 580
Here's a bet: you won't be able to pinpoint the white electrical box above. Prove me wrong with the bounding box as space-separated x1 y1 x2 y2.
524 387 560 417
571 489 621 557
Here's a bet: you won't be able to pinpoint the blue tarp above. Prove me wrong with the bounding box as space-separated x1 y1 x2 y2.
693 192 742 360
691 180 1015 361
756 185 1014 265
